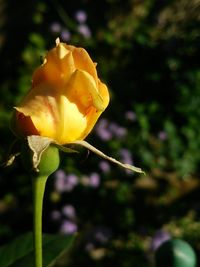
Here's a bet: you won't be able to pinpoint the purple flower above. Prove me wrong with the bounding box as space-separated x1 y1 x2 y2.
89 172 101 188
54 170 67 192
109 122 127 138
120 149 134 174
77 24 91 39
54 171 78 192
60 220 78 234
158 131 168 141
99 161 111 173
62 205 76 219
75 10 87 23
151 230 171 251
67 174 78 186
61 29 71 42
50 22 62 33
125 111 137 121
120 149 133 165
95 119 113 141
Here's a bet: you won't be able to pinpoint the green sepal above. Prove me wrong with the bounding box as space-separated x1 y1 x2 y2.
21 136 60 175
20 135 78 175
36 146 60 176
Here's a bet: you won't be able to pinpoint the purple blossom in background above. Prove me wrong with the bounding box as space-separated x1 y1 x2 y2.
125 111 137 121
95 119 113 141
99 160 111 173
54 170 66 192
54 170 78 192
77 24 91 39
62 204 76 219
50 22 62 33
67 174 78 186
94 228 111 244
109 122 127 138
95 119 128 140
51 210 61 221
75 10 87 23
158 131 168 141
120 148 133 165
61 29 71 42
60 220 78 234
120 149 134 174
150 230 171 251
89 172 101 188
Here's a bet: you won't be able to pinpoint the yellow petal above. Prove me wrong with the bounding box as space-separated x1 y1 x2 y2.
67 45 98 85
32 46 75 87
98 80 110 109
77 81 110 140
66 69 106 112
15 83 60 141
58 96 87 144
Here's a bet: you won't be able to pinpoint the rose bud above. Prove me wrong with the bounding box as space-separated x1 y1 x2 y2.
13 38 109 144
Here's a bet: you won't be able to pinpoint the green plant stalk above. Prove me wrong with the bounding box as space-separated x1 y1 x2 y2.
32 175 48 267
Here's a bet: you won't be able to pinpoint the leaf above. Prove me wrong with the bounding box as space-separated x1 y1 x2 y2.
0 232 75 267
73 140 145 174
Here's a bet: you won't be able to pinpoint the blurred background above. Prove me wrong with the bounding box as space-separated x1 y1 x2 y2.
1 0 200 266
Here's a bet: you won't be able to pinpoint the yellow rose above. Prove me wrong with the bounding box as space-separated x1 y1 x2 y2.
14 39 109 144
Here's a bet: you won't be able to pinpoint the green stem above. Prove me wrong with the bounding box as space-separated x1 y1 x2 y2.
32 175 48 267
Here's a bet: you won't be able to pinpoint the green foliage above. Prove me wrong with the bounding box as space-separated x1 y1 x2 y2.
0 232 74 267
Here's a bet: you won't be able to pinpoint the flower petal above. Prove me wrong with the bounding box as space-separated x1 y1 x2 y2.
15 83 60 141
66 69 106 112
58 96 87 144
67 45 98 85
32 45 75 87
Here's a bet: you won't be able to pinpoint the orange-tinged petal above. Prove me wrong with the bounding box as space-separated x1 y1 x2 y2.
67 45 98 85
14 40 110 144
98 80 110 109
15 83 60 141
14 112 39 137
32 44 75 87
66 69 106 113
78 81 110 140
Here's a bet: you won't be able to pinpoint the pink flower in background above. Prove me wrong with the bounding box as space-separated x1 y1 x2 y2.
62 205 76 219
75 10 87 23
158 131 168 141
61 29 71 41
50 22 62 33
99 160 111 173
60 220 78 234
54 170 78 192
125 111 137 121
89 172 101 188
77 24 91 38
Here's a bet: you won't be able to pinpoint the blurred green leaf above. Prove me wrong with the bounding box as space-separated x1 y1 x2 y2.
0 232 75 267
